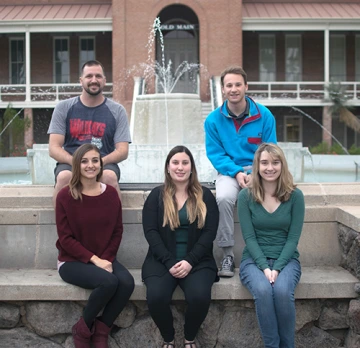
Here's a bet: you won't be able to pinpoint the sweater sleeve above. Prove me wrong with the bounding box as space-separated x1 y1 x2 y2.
237 189 269 270
100 190 123 262
184 188 219 267
142 187 178 270
273 189 305 271
55 192 94 263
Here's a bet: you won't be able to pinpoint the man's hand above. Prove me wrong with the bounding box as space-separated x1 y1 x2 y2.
236 172 252 188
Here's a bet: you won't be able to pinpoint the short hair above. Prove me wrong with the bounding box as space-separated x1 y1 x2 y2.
69 143 103 200
81 60 105 77
220 65 248 86
250 143 296 203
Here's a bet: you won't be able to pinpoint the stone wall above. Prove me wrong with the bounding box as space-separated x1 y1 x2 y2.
1 298 360 348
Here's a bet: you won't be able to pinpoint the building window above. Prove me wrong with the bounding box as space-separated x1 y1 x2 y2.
79 37 95 74
259 34 276 82
356 35 360 81
10 38 25 84
284 116 302 142
330 34 346 81
54 37 70 83
285 34 302 81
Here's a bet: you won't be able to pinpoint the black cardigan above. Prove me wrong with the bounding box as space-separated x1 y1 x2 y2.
141 185 219 281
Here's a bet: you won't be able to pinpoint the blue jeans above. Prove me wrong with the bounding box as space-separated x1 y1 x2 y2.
240 258 301 348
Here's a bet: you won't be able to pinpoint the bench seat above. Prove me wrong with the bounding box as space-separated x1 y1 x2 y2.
0 266 358 302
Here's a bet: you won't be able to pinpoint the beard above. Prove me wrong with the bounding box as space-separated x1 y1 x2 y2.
84 84 103 96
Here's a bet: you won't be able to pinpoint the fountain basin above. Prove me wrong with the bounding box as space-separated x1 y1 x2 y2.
132 93 203 145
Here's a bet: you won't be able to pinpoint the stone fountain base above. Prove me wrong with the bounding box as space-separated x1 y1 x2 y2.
27 143 307 184
131 93 203 144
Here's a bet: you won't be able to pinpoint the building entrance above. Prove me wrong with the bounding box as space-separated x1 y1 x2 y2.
157 5 199 94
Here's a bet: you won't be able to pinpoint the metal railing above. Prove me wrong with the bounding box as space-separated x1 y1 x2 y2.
247 81 360 101
1 80 359 106
0 83 113 103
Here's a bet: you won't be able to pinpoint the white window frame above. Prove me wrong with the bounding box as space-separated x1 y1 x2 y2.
285 34 302 82
355 35 360 82
284 115 302 142
79 36 96 75
330 34 346 81
259 34 276 82
53 36 70 83
9 37 25 84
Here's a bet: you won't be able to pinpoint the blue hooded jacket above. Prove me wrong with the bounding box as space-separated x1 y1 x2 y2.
204 96 277 177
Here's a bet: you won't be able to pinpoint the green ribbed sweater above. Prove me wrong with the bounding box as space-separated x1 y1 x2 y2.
237 187 305 271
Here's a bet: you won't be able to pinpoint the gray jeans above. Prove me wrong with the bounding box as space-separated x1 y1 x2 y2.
215 170 251 251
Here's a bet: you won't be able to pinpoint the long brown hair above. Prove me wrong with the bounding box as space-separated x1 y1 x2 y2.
163 145 206 230
69 144 103 200
250 143 296 203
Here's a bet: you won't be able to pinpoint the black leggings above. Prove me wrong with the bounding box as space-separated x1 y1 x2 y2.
144 268 216 342
59 259 134 328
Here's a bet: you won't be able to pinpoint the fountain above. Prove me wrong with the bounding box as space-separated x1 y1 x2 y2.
131 18 204 146
117 18 216 183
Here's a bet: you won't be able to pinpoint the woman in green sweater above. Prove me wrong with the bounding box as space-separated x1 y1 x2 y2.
238 143 305 348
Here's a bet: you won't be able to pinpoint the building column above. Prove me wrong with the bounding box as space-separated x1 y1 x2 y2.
25 30 31 102
24 108 33 148
322 106 332 147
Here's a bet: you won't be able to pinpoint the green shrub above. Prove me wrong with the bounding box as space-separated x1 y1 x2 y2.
348 144 360 155
309 142 360 155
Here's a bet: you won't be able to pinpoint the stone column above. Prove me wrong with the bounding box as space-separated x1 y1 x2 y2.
322 106 332 147
24 108 33 148
112 0 126 106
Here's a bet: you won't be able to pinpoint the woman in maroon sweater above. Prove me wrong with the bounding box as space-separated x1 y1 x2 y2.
55 143 134 348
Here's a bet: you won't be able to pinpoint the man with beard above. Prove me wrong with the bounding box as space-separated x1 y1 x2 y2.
48 60 131 206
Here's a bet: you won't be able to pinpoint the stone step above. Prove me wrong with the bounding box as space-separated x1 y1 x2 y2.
0 267 357 302
201 102 212 119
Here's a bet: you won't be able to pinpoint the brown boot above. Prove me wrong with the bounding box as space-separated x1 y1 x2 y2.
72 317 93 348
91 318 112 348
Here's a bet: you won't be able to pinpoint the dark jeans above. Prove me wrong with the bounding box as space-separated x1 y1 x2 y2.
59 259 134 327
144 268 216 342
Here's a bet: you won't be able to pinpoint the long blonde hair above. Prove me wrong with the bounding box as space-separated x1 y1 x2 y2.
162 146 207 230
68 144 103 200
250 143 296 203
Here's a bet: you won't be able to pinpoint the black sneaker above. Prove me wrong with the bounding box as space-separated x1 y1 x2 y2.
218 255 235 277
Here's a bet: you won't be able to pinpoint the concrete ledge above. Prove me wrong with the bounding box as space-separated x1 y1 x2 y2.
1 183 360 209
0 267 358 302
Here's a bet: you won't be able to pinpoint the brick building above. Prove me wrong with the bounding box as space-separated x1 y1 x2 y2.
0 0 360 154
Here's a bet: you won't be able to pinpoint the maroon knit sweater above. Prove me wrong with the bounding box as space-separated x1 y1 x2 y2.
55 185 123 263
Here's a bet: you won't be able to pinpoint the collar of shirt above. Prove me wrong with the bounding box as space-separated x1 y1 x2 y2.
226 99 250 120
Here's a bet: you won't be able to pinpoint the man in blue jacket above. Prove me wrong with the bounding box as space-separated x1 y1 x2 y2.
204 66 277 277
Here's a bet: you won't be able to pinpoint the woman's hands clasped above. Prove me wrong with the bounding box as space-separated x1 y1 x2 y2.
90 255 113 273
263 268 279 285
169 260 193 278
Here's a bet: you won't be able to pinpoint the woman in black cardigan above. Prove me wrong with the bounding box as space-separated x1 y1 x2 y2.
142 145 219 348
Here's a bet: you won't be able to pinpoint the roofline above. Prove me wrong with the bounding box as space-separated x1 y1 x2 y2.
243 18 360 31
0 19 112 33
0 18 359 34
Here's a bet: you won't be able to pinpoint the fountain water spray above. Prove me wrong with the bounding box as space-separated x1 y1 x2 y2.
291 106 350 155
0 108 24 137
